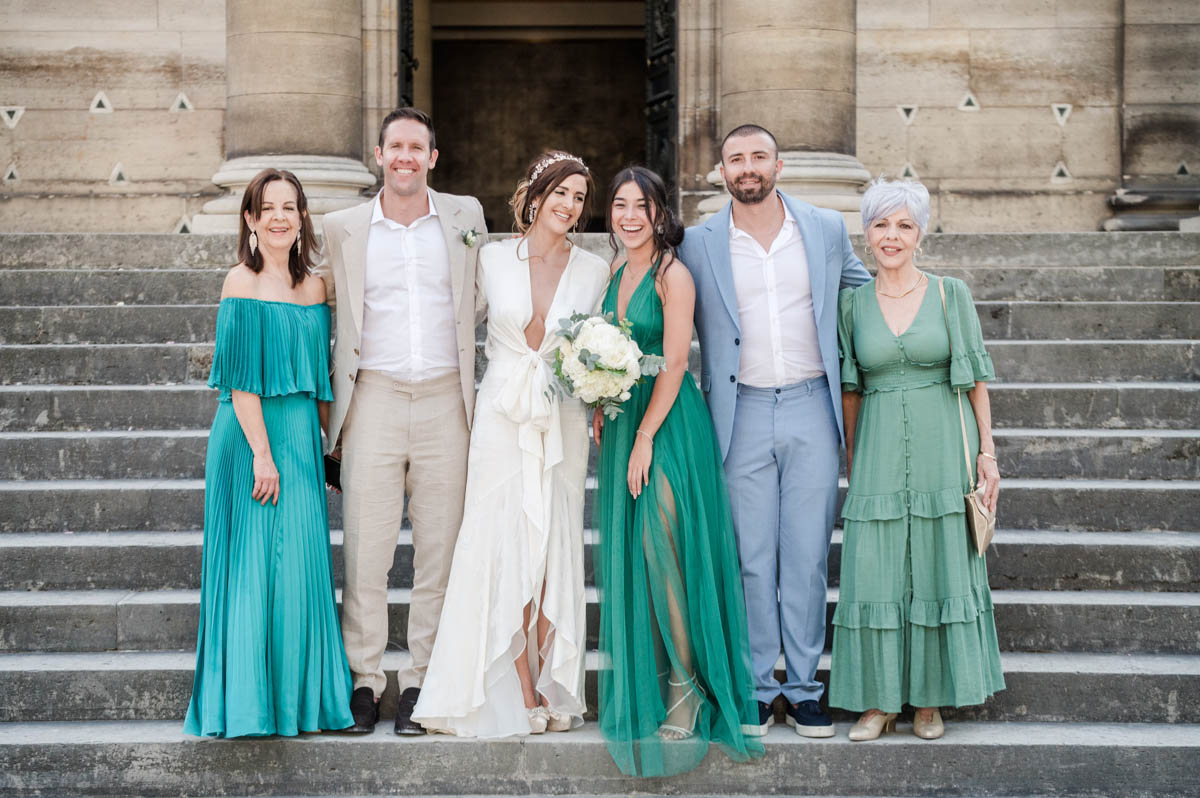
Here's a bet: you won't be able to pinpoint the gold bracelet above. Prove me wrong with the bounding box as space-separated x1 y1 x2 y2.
636 429 654 444
978 452 997 461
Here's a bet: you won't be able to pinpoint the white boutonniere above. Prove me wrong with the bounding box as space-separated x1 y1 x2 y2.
459 227 481 248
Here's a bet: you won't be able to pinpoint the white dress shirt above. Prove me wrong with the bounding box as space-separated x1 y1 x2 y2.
359 189 459 381
729 195 824 387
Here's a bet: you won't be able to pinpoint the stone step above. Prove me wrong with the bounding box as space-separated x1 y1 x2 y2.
973 301 1200 340
0 649 1195 726
3 477 1198 533
4 529 1196 594
987 382 1200 430
994 429 1200 480
1 587 1196 655
0 719 1195 798
5 230 1199 267
935 266 1200 302
4 269 225 306
7 427 1194 481
0 430 209 480
3 300 1195 345
5 382 1195 433
4 340 1197 386
0 385 219 432
0 305 219 345
5 264 1200 306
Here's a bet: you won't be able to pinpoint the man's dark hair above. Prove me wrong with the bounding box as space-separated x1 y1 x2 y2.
720 124 778 159
378 107 436 150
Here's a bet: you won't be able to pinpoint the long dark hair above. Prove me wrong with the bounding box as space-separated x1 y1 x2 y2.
605 166 685 275
236 168 319 287
508 150 595 235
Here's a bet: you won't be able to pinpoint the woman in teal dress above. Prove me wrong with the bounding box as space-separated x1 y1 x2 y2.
830 178 1004 741
185 168 353 737
594 167 763 777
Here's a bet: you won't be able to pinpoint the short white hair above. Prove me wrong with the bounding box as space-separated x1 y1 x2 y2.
861 177 931 237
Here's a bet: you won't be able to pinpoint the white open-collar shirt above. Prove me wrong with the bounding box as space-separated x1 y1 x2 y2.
358 188 459 381
729 194 824 388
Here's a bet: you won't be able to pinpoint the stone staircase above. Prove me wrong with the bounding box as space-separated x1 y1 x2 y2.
0 231 1198 797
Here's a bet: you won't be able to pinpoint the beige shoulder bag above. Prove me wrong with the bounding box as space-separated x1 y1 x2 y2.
938 277 995 556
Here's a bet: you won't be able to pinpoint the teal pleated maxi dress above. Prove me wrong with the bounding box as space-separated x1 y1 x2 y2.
596 264 763 777
184 297 354 738
829 276 1005 713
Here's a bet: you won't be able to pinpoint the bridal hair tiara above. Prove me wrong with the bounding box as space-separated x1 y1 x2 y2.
530 152 585 183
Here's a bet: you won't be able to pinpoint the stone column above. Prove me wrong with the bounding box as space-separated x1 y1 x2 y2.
192 0 375 232
696 0 869 228
412 0 433 113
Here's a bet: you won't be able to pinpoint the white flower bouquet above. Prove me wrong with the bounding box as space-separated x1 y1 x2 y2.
552 312 666 418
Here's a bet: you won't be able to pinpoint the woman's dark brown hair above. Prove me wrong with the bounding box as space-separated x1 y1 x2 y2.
508 151 595 235
236 168 319 287
605 165 685 276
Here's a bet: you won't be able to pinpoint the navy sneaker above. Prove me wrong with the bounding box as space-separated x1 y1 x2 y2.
741 700 775 736
786 700 835 738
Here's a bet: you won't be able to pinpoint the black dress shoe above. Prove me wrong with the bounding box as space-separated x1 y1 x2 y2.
344 686 378 734
394 686 426 736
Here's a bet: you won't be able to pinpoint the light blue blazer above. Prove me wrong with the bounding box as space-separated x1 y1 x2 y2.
678 193 872 460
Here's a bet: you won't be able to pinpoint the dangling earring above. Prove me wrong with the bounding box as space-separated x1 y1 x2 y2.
294 225 302 253
655 224 664 235
914 245 924 263
248 229 258 256
527 201 538 224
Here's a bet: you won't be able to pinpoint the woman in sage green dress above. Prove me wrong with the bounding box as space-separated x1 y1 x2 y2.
830 177 1004 741
185 169 353 738
594 167 763 777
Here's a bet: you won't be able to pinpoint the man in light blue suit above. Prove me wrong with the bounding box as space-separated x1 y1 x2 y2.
678 124 871 737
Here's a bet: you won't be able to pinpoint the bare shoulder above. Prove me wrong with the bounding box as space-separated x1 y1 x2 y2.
221 264 258 300
656 254 695 306
298 272 327 304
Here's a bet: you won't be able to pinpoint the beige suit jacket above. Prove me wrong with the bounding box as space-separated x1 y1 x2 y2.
316 189 489 453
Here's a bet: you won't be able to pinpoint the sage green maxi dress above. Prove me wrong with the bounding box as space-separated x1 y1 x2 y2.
184 297 354 738
829 276 1005 713
596 264 763 777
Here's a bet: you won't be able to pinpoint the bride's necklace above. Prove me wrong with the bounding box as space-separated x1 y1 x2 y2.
875 270 926 299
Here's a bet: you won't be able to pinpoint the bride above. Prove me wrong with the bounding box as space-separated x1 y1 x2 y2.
411 151 609 736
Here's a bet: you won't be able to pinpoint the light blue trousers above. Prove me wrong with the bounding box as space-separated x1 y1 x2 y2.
724 375 841 705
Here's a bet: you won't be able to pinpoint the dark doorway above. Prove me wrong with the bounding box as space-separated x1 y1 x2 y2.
429 6 652 232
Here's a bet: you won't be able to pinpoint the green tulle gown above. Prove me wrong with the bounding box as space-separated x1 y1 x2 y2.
596 264 763 777
184 297 354 738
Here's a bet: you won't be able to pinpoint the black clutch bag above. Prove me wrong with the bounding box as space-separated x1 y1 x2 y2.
324 454 342 492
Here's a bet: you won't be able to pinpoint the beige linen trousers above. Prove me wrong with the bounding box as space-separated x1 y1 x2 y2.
317 190 488 696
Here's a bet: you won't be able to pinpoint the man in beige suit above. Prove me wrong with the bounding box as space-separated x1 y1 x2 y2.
317 107 487 735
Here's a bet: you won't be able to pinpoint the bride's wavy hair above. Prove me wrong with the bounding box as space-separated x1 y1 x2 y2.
605 166 684 276
508 150 594 235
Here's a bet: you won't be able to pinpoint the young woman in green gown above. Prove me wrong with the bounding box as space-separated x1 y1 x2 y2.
593 166 763 777
184 169 354 737
830 177 1004 741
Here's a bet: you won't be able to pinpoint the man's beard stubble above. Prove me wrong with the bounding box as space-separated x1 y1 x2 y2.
725 169 776 204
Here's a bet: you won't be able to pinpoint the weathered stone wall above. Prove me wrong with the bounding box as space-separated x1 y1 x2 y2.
855 0 1124 232
2 0 1198 233
0 0 227 232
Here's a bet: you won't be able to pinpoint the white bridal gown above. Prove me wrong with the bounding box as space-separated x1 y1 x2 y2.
412 236 610 737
